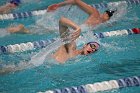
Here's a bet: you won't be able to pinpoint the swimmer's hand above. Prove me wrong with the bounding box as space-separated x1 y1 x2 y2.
47 4 59 12
71 27 81 41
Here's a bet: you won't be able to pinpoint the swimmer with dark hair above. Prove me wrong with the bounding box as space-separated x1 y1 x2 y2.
0 24 29 37
48 0 116 26
0 0 21 14
53 17 100 63
7 24 29 34
46 0 117 63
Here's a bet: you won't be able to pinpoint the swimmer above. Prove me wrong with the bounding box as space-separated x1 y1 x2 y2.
53 17 100 63
0 24 29 37
0 0 21 14
7 24 29 34
47 0 116 26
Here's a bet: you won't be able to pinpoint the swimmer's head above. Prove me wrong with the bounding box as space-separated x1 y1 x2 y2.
105 9 117 18
81 42 100 55
100 9 116 21
10 0 21 6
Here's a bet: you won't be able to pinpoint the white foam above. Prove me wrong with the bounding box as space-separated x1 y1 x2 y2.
0 61 33 74
28 39 62 66
0 29 10 37
107 1 128 22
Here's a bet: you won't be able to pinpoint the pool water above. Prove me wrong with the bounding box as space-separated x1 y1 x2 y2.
0 0 140 93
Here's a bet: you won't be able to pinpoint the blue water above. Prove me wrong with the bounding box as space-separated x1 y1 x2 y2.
0 0 140 93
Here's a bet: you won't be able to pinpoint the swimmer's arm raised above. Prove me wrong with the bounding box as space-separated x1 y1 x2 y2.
58 17 80 55
47 0 75 12
59 17 81 41
60 17 80 30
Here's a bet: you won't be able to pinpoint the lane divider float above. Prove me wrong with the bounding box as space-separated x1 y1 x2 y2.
0 28 140 54
38 76 140 93
0 0 140 20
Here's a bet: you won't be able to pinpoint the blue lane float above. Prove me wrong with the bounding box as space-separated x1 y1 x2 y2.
38 76 140 93
0 28 140 54
0 0 140 20
117 76 140 88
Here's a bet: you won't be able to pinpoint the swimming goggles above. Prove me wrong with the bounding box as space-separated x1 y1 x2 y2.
87 43 98 54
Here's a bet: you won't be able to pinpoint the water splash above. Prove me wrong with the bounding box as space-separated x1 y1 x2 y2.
107 1 128 22
101 42 125 52
0 29 10 37
25 38 63 66
35 5 73 32
0 61 33 74
0 39 63 74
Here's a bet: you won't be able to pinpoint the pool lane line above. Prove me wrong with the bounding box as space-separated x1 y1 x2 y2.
0 0 140 20
0 28 140 54
38 76 140 93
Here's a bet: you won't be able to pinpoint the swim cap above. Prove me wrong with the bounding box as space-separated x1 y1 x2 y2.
105 9 116 18
10 0 21 6
87 42 100 51
132 28 140 34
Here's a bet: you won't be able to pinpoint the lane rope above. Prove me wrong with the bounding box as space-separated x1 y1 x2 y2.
0 0 139 20
0 28 139 54
38 76 140 93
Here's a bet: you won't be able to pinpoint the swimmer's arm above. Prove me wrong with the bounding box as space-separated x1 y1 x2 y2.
59 17 81 41
0 4 10 14
7 24 29 34
59 17 80 53
0 5 5 13
60 17 80 30
47 0 75 12
0 3 16 14
75 0 99 15
57 0 75 7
